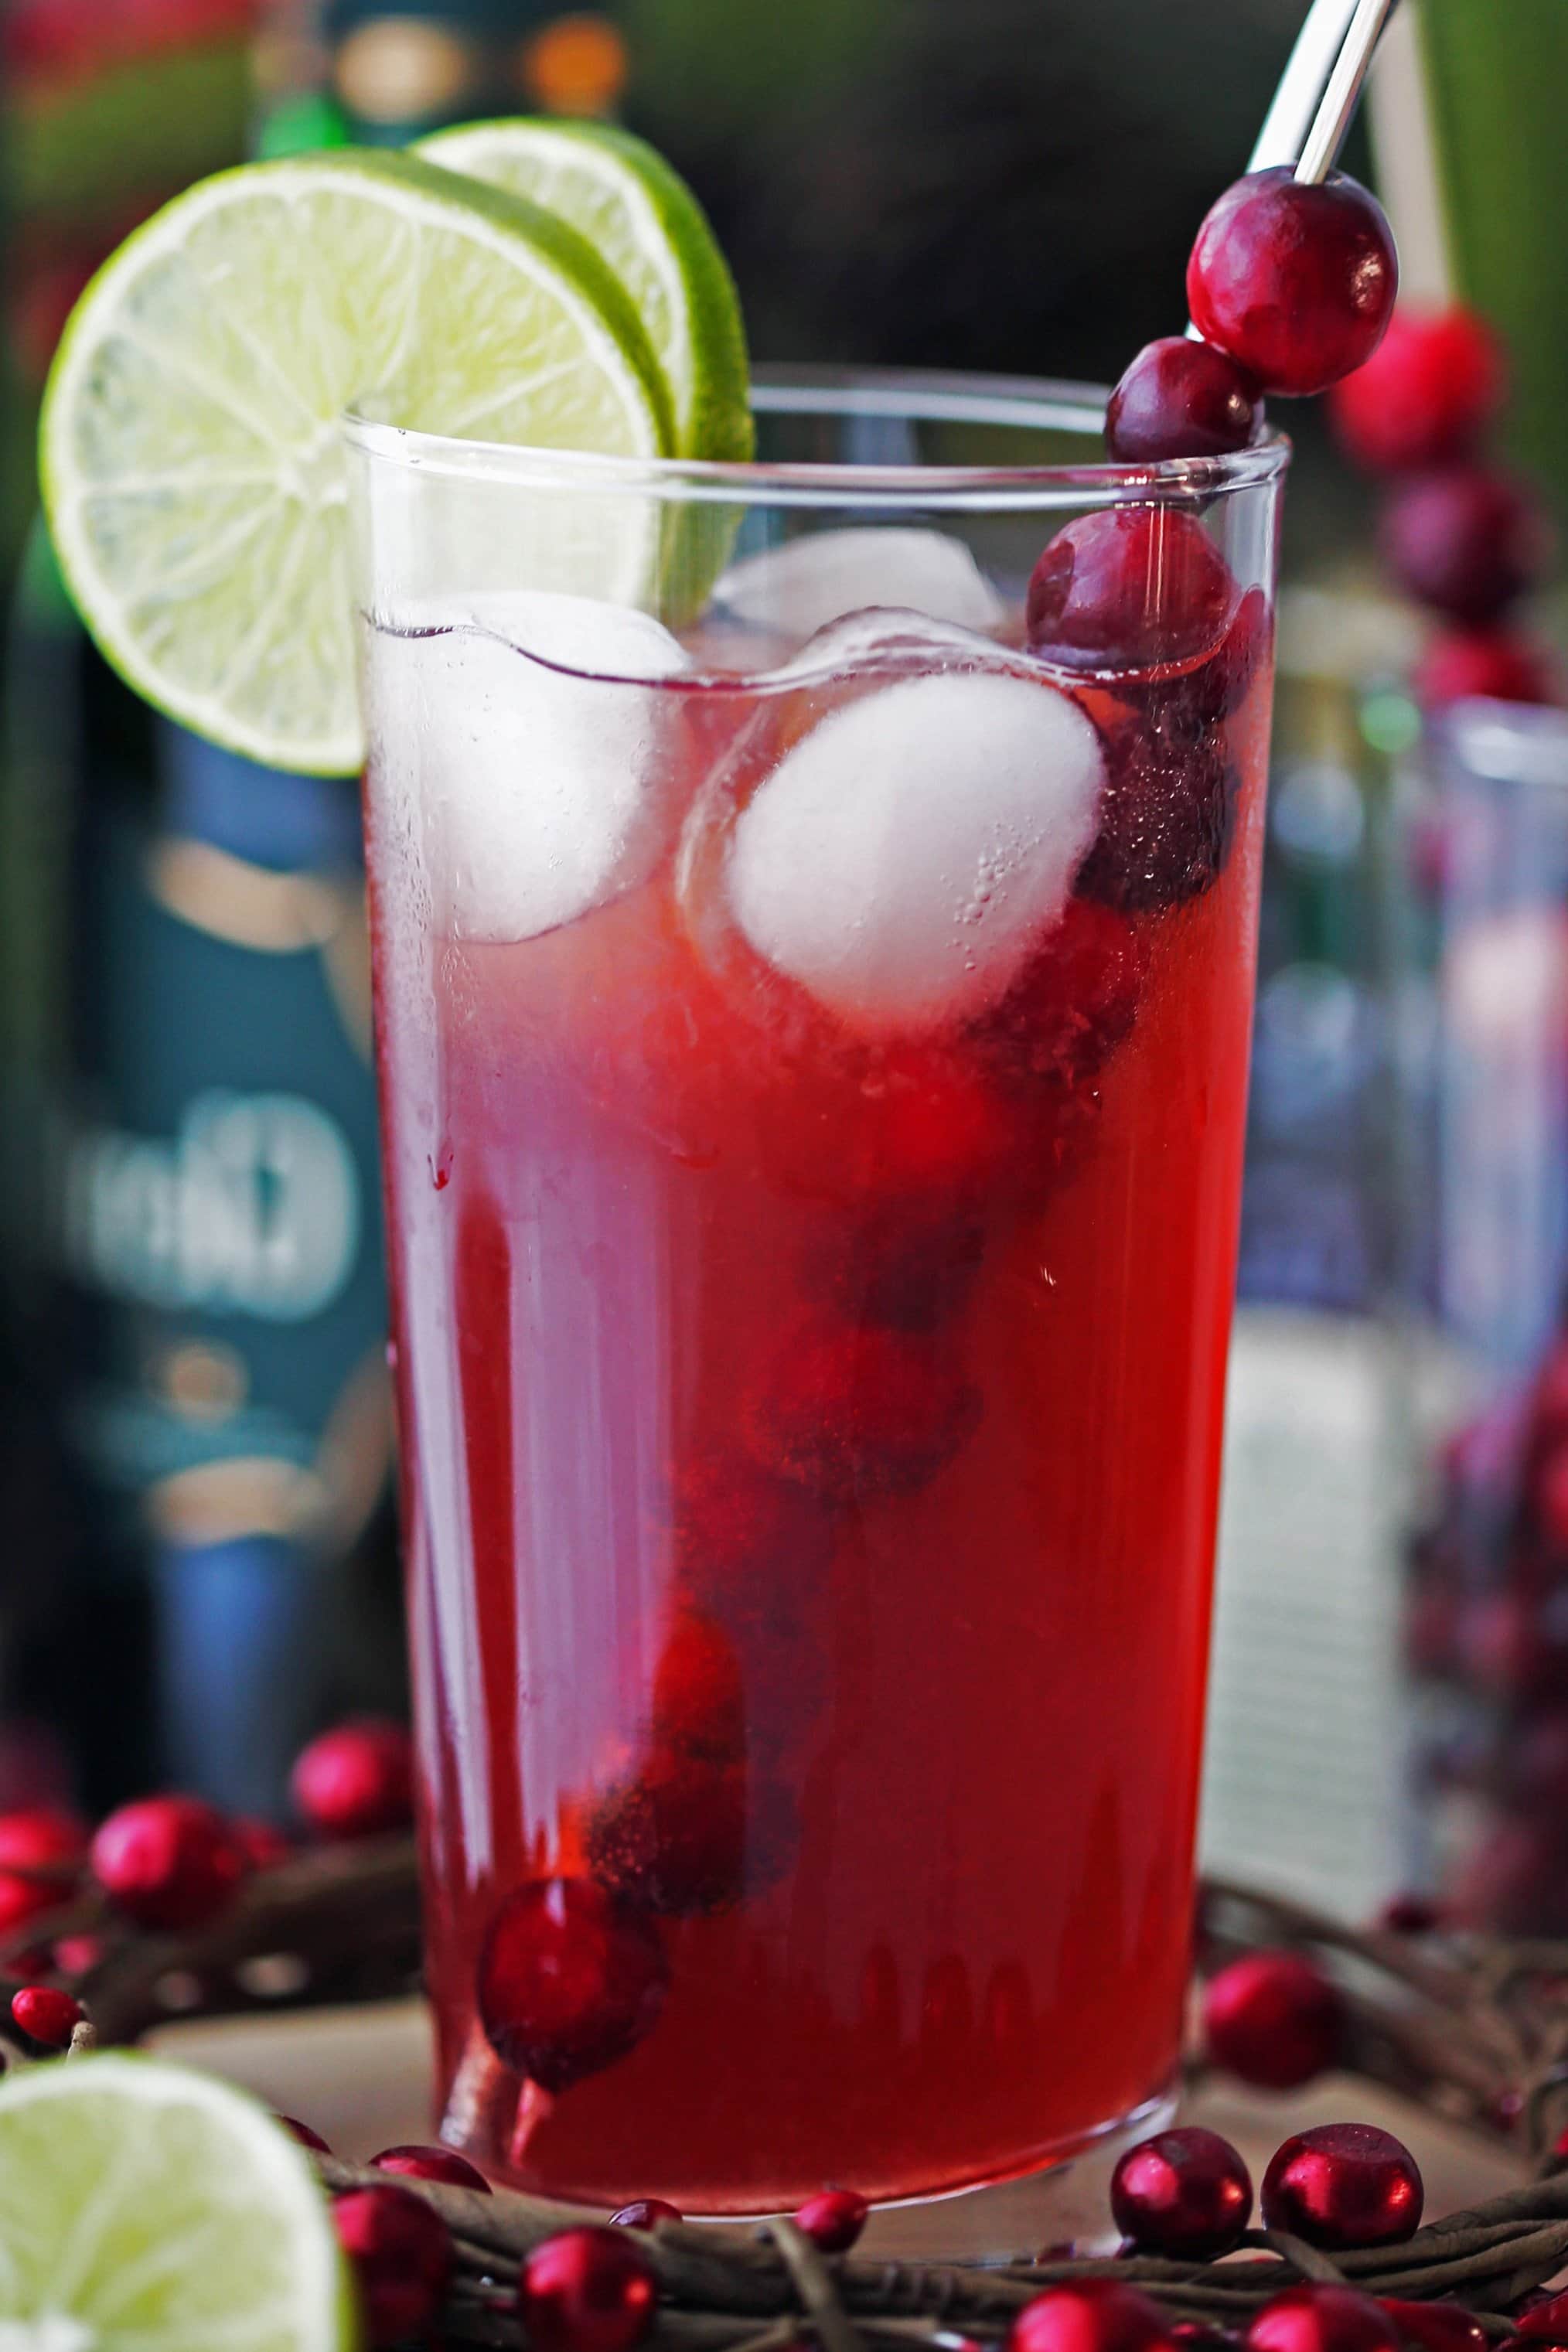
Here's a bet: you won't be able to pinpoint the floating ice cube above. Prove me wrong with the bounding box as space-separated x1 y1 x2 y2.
716 529 1007 643
388 591 692 943
726 666 1105 1032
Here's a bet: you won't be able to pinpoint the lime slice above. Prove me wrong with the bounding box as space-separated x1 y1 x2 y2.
39 148 674 775
0 2053 351 2352
417 118 752 462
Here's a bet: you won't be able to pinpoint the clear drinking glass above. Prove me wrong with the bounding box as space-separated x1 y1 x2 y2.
346 370 1289 2255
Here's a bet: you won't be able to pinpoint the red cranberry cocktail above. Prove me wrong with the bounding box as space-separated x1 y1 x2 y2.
348 375 1288 2249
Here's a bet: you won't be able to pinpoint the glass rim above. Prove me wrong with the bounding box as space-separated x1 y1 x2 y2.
343 362 1291 511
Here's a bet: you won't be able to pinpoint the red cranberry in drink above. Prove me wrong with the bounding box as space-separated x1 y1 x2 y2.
0 1809 87 1876
586 1746 748 1917
520 2226 659 2352
1330 306 1505 473
970 898 1147 1096
1380 466 1551 624
9 1985 84 2048
1416 627 1559 709
794 2187 869 2251
1161 585 1271 731
1246 2287 1401 2352
742 1311 980 1502
847 1047 1022 1208
1008 2279 1181 2352
1025 506 1238 674
1187 168 1398 397
1260 2123 1423 2248
291 1719 414 1841
332 2184 452 2350
609 2200 682 2230
90 1795 248 1930
816 1203 988 1334
1518 2296 1568 2343
477 1876 669 2091
669 1449 835 1613
1376 2303 1488 2352
1076 701 1238 915
649 1611 745 1761
1202 1950 1344 2088
279 2115 332 2153
1110 2126 1253 2258
372 2143 492 2192
1105 338 1263 463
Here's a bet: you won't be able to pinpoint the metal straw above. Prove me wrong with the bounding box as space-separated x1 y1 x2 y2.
1246 0 1403 179
1293 0 1403 182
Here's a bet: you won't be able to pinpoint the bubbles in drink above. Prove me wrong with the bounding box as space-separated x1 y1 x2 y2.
383 591 691 944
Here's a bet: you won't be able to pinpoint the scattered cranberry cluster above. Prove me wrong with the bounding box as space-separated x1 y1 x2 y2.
0 1716 414 1986
1328 306 1559 710
1404 1331 1568 1934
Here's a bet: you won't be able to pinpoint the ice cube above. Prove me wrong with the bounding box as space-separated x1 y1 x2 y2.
716 528 1006 642
391 591 692 943
726 666 1105 1033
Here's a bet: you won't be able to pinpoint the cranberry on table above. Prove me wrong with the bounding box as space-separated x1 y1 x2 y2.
332 2183 452 2351
1518 2294 1568 2343
1110 2126 1253 2258
478 1876 669 2093
231 1816 293 1870
520 2225 659 2352
609 2200 682 2230
1375 2303 1488 2352
1416 627 1559 711
9 1985 84 2047
278 2115 332 2153
1330 305 1505 472
1106 337 1263 463
1380 465 1551 624
372 2143 491 2192
0 1870 67 1941
1246 2286 1401 2352
90 1795 248 1930
1260 2122 1423 2248
291 1719 414 1841
1026 506 1238 673
1202 1950 1345 2088
0 1808 87 1875
1009 2278 1181 2352
1186 167 1398 397
794 2187 870 2251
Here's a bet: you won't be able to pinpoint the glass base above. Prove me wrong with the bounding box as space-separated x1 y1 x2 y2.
847 2086 1180 2265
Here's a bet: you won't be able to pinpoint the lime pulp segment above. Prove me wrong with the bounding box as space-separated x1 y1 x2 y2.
39 148 675 775
0 2054 351 2352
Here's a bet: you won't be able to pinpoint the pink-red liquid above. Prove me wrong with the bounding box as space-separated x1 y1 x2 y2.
367 619 1270 2213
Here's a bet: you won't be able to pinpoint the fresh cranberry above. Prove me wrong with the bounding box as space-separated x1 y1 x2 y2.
1202 1950 1344 2088
231 1817 293 1870
1009 2279 1180 2352
970 898 1147 1093
668 1448 835 1607
1077 700 1238 915
794 2188 869 2251
291 1720 414 1841
279 2115 331 2153
1110 2127 1253 2258
1260 2123 1423 2248
1106 337 1262 463
52 1934 101 1976
1159 585 1272 730
477 1877 668 2093
372 2144 491 2192
1330 306 1505 472
90 1796 248 1930
1376 2303 1487 2352
520 2226 659 2352
9 1985 84 2047
1026 506 1238 674
332 2184 452 2350
1416 627 1559 710
1381 466 1551 623
0 1871 66 1943
1518 2298 1568 2344
649 1611 745 1761
1378 1893 1444 1935
0 1809 87 1876
1187 168 1398 397
609 2200 682 2230
742 1312 980 1502
586 1747 748 1918
1246 2287 1401 2352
